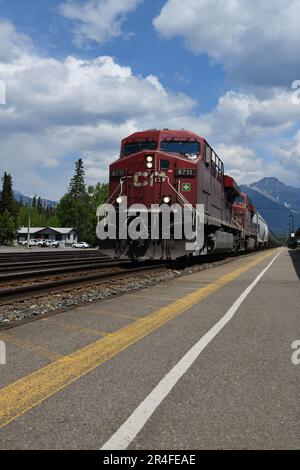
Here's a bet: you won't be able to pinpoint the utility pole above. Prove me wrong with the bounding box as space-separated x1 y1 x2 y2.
27 194 36 248
289 213 294 234
286 222 291 246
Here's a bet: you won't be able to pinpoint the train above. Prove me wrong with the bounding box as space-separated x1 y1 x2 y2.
99 129 269 260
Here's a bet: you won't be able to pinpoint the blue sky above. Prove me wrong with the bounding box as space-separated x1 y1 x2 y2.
1 0 226 112
0 0 299 199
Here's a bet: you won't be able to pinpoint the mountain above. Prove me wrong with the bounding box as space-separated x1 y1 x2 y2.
249 177 300 211
13 190 57 208
240 178 300 235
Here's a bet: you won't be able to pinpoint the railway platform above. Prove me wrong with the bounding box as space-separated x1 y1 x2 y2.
0 248 299 449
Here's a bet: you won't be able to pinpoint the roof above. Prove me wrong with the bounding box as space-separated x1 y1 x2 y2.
17 227 76 235
18 227 45 234
49 227 75 234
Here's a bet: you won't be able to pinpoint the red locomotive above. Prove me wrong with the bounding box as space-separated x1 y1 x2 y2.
100 129 268 260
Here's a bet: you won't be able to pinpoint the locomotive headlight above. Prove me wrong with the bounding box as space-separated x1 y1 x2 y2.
146 155 154 169
163 196 171 204
116 196 122 204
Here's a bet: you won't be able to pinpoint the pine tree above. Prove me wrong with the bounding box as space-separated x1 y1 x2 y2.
37 196 43 212
68 158 86 200
0 172 16 217
0 210 17 245
56 159 87 239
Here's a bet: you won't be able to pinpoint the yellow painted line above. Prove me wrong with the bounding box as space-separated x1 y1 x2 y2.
0 249 278 429
0 332 62 361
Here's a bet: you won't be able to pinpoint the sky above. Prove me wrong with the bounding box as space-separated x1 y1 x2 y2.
0 0 299 200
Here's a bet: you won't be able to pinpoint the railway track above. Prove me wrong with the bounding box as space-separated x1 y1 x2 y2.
0 257 127 276
0 249 167 305
0 247 276 310
0 248 277 330
0 249 102 263
0 262 168 304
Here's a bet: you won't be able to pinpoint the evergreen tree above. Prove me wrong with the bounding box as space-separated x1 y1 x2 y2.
0 172 16 217
68 158 86 200
37 196 43 212
85 183 109 246
0 210 17 245
55 158 109 245
56 159 88 240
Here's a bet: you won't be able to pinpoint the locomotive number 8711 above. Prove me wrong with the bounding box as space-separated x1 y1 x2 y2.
99 129 268 260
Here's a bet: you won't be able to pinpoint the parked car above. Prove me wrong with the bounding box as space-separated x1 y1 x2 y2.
37 240 61 248
37 240 51 247
72 241 89 249
21 239 39 247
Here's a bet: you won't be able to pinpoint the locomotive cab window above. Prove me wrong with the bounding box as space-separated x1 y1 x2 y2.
123 141 157 157
160 140 200 158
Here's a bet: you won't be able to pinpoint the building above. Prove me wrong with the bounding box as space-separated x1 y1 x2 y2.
17 227 77 246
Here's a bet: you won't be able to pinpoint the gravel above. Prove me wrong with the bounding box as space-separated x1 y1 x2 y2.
0 253 255 327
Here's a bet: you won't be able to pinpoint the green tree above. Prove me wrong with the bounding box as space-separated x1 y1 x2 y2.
37 196 43 212
47 214 60 227
85 183 109 246
0 210 17 245
57 193 89 240
17 206 47 227
0 172 17 218
68 158 86 200
56 159 109 245
56 159 88 240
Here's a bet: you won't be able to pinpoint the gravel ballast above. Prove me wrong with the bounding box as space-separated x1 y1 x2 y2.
0 252 264 328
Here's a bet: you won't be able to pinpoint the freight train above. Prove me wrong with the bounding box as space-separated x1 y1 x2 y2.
99 129 269 260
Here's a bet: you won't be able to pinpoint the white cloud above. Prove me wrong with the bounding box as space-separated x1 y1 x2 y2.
1 18 299 199
216 144 261 171
154 0 300 87
278 130 300 171
0 19 33 62
187 90 300 187
58 0 142 46
197 90 300 144
0 21 199 198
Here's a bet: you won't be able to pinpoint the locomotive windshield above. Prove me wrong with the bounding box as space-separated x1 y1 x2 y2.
160 140 200 156
123 141 157 156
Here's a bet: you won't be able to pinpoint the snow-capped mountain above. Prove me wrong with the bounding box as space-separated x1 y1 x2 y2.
248 178 300 212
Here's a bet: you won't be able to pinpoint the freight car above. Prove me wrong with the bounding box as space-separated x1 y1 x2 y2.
99 129 269 260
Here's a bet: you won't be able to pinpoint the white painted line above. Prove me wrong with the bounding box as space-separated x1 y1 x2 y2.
101 250 282 450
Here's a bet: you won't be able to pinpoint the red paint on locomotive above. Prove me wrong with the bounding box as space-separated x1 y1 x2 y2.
101 129 265 259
